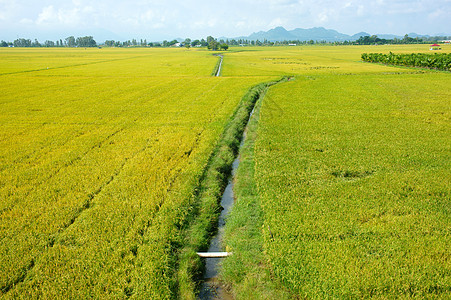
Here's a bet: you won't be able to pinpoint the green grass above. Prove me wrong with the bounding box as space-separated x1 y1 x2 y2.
221 79 292 300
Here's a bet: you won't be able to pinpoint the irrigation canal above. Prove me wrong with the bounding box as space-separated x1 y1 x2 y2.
197 107 256 300
214 55 223 77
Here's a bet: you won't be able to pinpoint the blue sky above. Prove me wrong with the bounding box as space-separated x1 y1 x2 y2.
1 0 450 41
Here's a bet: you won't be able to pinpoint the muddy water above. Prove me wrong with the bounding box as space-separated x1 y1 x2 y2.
198 108 255 299
198 157 238 300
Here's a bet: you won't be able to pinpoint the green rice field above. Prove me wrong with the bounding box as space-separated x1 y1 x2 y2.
0 44 450 299
222 44 451 299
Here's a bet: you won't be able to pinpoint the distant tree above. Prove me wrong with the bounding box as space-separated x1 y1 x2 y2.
200 39 208 47
76 36 97 47
207 40 220 51
184 38 191 45
105 40 115 47
206 36 215 44
44 40 55 47
220 43 228 50
191 39 200 47
31 39 41 47
14 38 32 47
185 43 191 49
0 40 8 47
66 36 76 47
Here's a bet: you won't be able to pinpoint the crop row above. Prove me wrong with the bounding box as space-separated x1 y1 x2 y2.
361 52 451 71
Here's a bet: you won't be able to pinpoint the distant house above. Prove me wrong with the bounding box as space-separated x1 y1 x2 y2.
288 43 297 46
430 44 441 50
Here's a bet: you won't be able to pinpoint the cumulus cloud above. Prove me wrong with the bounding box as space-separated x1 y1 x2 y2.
0 0 450 40
19 18 33 24
268 18 286 28
36 5 56 24
35 3 101 27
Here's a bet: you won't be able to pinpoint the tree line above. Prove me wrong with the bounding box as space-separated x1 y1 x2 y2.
353 34 450 45
362 52 451 71
0 36 97 48
104 36 228 50
2 34 449 49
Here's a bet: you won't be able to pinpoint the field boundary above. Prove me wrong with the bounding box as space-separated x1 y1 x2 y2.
176 77 289 299
220 78 293 299
361 52 451 72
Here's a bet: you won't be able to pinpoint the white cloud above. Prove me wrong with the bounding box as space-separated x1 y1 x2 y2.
0 0 450 40
268 18 285 28
35 3 99 27
140 10 156 22
318 11 329 23
356 5 364 16
19 18 33 24
37 5 57 24
235 21 246 28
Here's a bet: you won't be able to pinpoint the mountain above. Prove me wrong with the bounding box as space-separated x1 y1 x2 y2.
290 27 350 41
231 27 445 43
351 32 371 40
375 33 401 40
234 26 369 42
248 26 297 41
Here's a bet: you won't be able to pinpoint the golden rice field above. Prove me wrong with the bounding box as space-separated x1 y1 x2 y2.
0 44 450 299
0 47 270 298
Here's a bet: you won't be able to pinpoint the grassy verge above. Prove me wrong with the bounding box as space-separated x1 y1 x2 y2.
177 78 289 299
220 79 292 299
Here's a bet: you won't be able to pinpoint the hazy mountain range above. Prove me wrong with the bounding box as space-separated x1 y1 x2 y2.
226 26 448 42
3 26 449 44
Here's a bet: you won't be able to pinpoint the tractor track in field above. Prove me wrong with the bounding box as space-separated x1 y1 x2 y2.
0 56 147 76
